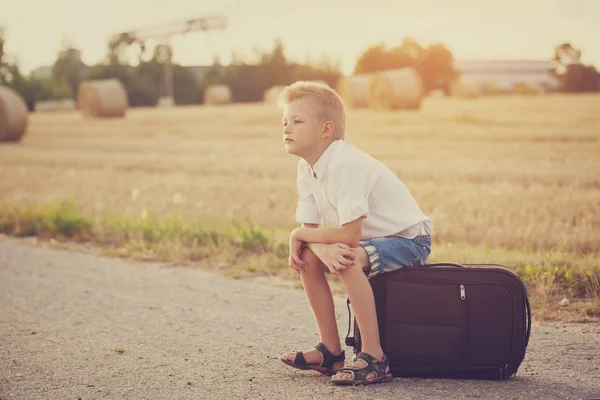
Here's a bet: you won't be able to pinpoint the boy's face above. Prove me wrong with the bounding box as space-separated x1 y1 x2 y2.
281 100 324 158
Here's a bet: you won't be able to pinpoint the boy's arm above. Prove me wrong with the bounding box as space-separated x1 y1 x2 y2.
294 217 363 248
302 223 328 254
301 223 356 275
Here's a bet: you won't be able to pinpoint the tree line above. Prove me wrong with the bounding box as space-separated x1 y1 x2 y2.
0 30 598 111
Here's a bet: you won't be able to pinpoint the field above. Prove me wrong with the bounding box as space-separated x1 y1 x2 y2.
1 94 599 319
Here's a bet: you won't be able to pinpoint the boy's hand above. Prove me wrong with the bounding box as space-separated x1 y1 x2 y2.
313 243 356 275
289 233 307 274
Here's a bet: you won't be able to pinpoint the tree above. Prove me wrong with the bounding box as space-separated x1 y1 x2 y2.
420 43 458 93
0 27 6 83
0 28 71 110
550 42 599 92
5 66 72 111
550 42 581 75
85 41 200 107
0 27 15 85
52 46 86 98
561 64 599 93
353 37 457 94
221 39 341 102
354 44 390 74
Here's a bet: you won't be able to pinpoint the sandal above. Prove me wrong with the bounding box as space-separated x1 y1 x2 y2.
280 342 345 376
330 352 393 386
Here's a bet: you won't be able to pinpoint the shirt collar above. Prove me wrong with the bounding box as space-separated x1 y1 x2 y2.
310 139 342 180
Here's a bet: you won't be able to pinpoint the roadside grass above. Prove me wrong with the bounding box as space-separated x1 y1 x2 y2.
1 200 598 322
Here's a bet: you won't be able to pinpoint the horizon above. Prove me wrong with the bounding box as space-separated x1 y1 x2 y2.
2 0 599 76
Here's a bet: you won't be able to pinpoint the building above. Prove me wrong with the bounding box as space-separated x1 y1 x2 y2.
453 60 560 92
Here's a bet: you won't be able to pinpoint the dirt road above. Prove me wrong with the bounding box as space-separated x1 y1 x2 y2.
1 239 599 400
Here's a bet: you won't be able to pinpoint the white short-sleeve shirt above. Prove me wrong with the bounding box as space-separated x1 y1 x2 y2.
295 139 433 240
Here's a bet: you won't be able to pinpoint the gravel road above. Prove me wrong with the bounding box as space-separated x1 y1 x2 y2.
1 238 599 400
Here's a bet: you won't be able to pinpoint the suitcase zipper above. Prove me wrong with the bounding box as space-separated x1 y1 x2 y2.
460 284 466 300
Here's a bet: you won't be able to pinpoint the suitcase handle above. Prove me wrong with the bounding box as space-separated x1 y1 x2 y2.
525 296 532 348
344 298 355 347
423 262 467 268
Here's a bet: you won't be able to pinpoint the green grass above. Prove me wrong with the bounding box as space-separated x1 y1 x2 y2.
0 200 92 239
1 199 598 321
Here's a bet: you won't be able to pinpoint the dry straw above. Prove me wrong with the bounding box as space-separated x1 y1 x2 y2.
336 74 374 108
0 86 28 142
204 85 232 105
77 79 128 118
368 68 424 110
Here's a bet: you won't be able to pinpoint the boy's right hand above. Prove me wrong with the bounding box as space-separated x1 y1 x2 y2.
313 243 356 275
289 234 307 274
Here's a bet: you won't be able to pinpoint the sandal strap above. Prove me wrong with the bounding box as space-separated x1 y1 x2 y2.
337 352 389 382
292 351 307 366
314 342 345 369
355 352 378 364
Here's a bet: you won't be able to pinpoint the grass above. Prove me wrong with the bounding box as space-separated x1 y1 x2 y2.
1 95 599 321
0 199 598 321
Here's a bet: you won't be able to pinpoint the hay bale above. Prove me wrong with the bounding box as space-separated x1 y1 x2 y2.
336 74 374 108
310 80 329 87
263 86 285 103
204 85 232 105
480 82 504 95
449 81 483 98
368 68 424 110
513 81 545 95
77 79 128 118
157 96 175 107
0 86 28 142
34 98 76 112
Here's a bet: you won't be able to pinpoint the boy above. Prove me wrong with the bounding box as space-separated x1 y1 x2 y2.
278 81 432 386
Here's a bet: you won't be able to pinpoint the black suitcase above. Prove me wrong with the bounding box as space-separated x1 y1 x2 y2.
344 263 531 380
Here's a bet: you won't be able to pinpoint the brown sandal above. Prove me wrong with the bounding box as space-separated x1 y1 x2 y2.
330 352 393 386
280 342 345 376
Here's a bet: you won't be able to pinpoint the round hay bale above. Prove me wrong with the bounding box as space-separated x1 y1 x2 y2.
204 85 232 105
157 96 175 107
336 74 374 108
513 81 545 95
263 86 285 103
0 86 29 142
480 82 504 96
34 98 76 112
368 68 424 111
449 81 483 98
77 79 128 118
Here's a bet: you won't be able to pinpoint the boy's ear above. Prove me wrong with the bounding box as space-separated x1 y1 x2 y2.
320 121 335 139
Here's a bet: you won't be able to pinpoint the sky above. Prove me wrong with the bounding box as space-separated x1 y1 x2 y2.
1 0 599 76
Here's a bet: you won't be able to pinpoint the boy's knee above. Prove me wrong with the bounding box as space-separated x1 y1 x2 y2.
353 245 371 272
299 246 319 264
299 247 326 272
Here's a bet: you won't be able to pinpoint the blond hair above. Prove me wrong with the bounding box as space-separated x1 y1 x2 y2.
278 81 346 140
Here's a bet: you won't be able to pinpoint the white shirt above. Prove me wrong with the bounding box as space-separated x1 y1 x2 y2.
295 139 433 240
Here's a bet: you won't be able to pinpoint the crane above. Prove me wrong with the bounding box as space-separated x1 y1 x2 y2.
111 16 227 105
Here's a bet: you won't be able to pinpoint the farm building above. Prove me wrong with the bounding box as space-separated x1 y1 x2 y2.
454 60 560 92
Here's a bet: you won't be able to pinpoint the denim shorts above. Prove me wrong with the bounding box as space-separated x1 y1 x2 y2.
360 234 432 279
